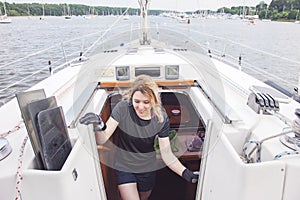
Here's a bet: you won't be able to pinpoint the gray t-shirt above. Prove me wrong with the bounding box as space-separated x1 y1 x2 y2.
111 100 169 172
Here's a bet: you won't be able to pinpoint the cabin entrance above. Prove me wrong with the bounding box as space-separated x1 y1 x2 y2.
98 89 205 200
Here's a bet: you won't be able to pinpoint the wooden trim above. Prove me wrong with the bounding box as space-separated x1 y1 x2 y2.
99 80 194 88
156 80 194 86
99 81 131 88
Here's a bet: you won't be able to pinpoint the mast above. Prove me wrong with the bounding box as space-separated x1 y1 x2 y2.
3 0 7 16
242 0 246 19
138 0 150 45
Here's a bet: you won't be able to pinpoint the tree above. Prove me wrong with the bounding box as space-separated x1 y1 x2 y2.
257 1 268 11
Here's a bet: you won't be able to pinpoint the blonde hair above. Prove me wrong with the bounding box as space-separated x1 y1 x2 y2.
123 75 164 122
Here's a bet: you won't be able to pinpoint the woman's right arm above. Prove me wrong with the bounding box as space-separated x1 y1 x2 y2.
79 113 119 145
94 116 118 144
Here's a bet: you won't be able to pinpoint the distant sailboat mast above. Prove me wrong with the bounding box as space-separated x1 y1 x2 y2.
3 1 7 15
39 2 46 20
295 9 300 23
64 4 72 19
0 0 12 23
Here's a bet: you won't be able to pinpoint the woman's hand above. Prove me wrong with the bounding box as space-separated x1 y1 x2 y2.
182 169 199 183
79 112 106 131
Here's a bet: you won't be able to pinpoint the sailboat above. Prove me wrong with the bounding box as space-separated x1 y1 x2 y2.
39 4 46 20
84 6 96 19
261 6 271 22
1 0 300 200
0 1 12 24
64 4 72 19
177 13 191 24
295 9 300 24
123 14 130 20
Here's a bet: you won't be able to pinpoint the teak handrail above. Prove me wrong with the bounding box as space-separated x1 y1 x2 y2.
99 79 194 88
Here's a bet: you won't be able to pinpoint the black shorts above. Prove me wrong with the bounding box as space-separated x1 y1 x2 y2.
115 170 156 192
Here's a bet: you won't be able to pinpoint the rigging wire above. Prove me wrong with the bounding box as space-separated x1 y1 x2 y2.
165 24 298 88
0 65 50 94
192 30 300 66
83 7 131 56
1 11 299 105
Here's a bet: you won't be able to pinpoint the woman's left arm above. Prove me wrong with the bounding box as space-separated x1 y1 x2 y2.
158 137 185 176
159 137 199 183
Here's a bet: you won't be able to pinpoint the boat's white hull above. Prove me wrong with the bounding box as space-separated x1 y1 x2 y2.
1 3 300 199
0 16 11 23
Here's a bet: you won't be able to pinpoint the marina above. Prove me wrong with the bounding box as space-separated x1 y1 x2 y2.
1 0 300 199
1 14 300 105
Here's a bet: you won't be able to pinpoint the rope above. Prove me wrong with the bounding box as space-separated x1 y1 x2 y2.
0 121 24 138
274 150 300 160
0 121 27 199
243 128 298 163
242 140 260 163
15 136 29 200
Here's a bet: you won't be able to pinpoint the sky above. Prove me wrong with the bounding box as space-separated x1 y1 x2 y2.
8 0 273 11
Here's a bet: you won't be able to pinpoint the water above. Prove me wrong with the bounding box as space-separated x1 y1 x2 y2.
0 16 120 104
0 16 300 105
185 18 300 91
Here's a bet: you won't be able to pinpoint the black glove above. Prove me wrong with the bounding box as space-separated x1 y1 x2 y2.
182 169 199 183
79 112 106 131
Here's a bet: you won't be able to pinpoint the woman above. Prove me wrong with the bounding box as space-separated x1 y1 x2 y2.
80 75 198 200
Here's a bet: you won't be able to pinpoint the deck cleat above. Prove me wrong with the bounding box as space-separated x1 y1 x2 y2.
0 138 12 161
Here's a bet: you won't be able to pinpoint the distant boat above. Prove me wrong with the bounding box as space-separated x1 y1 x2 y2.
123 14 129 20
295 9 299 24
83 15 92 19
262 7 271 22
64 4 72 19
177 13 190 24
262 19 271 22
0 1 12 24
39 4 46 20
84 6 96 19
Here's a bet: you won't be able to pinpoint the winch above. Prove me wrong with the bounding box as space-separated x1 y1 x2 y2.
280 108 300 150
0 138 12 161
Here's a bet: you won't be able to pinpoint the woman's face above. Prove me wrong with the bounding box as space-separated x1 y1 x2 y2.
132 91 152 119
